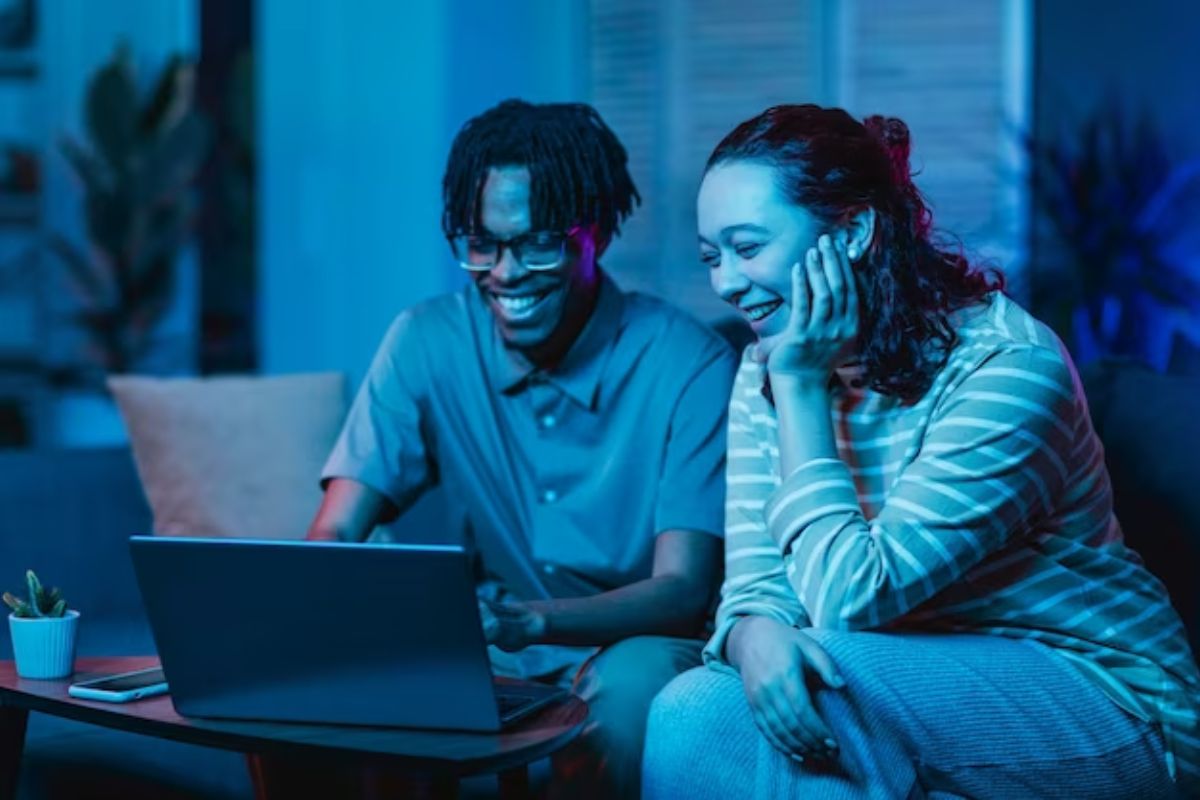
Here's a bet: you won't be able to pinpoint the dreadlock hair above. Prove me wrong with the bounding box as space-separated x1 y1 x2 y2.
706 104 1003 402
442 99 641 250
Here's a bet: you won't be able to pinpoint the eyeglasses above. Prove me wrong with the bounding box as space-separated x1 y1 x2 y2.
447 228 577 271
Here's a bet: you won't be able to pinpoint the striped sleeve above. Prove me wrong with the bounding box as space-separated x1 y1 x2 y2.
703 362 809 671
764 345 1076 630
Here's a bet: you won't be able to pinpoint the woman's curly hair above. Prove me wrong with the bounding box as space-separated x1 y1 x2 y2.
706 104 1003 401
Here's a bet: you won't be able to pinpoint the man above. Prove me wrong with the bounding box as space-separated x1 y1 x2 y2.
309 99 735 797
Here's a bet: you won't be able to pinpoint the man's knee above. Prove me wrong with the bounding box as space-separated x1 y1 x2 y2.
550 639 701 797
572 636 703 748
575 636 702 711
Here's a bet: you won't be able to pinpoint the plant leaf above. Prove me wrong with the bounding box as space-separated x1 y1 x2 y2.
2 591 24 613
58 135 111 195
46 233 111 307
25 570 43 616
86 42 139 171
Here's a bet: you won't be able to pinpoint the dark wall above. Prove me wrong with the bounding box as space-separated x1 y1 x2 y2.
197 0 255 373
1035 1 1200 157
1032 0 1200 373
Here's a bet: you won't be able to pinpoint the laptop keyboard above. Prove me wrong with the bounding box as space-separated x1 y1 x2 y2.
494 683 568 725
496 693 536 716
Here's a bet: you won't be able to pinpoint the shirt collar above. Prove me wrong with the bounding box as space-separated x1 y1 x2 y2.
486 271 625 409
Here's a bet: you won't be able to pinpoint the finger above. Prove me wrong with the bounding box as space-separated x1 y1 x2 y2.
796 634 846 689
751 337 773 365
789 259 809 332
771 675 827 753
759 696 812 757
844 266 860 340
749 705 795 758
781 674 838 756
751 710 791 757
823 240 848 323
809 239 833 324
743 677 808 757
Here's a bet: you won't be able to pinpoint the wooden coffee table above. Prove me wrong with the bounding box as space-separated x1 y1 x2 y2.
0 656 587 800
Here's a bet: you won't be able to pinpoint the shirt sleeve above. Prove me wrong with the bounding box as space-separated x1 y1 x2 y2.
703 358 811 672
321 311 435 516
764 344 1077 631
653 337 738 537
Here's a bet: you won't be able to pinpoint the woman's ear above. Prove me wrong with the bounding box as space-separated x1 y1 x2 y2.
842 208 876 263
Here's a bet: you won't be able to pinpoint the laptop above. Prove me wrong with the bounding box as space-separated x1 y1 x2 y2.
128 536 566 731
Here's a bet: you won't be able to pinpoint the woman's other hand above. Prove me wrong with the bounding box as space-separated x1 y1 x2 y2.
728 615 844 762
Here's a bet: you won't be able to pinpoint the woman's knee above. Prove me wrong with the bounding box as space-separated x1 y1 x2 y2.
646 667 749 746
644 668 760 800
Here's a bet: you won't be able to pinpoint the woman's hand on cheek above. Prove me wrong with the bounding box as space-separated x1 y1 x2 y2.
755 234 859 382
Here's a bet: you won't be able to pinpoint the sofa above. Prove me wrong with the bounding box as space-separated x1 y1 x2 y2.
0 360 1196 798
1081 360 1200 655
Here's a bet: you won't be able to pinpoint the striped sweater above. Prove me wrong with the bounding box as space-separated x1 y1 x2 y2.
703 292 1200 792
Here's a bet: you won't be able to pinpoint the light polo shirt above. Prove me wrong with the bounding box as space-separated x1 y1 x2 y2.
322 271 736 607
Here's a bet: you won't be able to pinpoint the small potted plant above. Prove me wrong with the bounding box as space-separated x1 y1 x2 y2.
4 570 79 679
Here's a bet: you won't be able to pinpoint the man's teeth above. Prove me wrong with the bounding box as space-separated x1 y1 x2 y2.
746 301 782 321
495 293 545 312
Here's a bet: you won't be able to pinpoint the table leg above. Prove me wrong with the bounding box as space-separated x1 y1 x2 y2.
497 765 530 800
244 753 271 800
363 769 457 799
246 753 361 799
0 706 28 800
246 754 459 800
426 773 458 799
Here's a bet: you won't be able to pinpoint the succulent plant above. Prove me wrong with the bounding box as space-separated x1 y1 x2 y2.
48 41 211 384
2 570 68 619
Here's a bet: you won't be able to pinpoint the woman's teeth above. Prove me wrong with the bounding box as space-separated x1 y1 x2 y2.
745 300 783 321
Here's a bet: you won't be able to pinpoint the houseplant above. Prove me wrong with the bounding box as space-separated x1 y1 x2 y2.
4 569 78 679
1029 104 1200 369
48 42 210 389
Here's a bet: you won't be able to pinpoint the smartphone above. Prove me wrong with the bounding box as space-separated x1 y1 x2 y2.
68 666 168 703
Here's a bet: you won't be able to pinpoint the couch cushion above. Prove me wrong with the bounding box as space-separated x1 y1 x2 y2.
108 373 348 540
1082 360 1200 652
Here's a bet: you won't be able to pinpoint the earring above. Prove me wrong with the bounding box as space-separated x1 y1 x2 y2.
847 244 860 261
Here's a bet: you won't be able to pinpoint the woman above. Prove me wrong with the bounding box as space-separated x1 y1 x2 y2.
643 105 1199 799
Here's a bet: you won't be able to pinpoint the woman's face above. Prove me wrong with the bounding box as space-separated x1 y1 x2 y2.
697 160 827 341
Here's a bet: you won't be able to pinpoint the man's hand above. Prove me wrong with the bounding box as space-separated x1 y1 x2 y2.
729 616 844 762
479 600 547 652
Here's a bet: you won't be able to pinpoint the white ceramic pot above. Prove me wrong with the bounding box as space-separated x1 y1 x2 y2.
8 610 79 679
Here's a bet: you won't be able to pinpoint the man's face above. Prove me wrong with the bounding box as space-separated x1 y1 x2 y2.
470 166 599 352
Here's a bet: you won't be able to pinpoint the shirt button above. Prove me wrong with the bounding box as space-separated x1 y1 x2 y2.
542 563 557 575
539 414 557 430
541 488 558 504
